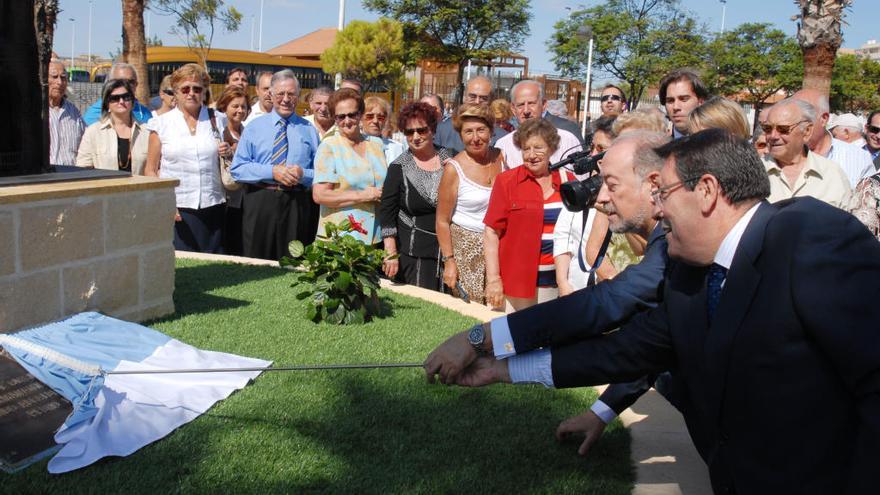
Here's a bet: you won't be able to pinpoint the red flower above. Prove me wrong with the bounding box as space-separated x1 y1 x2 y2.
348 214 368 235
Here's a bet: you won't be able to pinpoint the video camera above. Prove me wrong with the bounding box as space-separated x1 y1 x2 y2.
549 149 605 212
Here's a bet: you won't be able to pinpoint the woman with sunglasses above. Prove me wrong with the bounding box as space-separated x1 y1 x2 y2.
361 95 405 165
76 79 149 174
378 102 452 290
152 75 175 117
313 88 388 245
145 63 228 253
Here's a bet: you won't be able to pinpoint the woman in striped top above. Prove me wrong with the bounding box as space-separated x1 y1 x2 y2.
484 118 565 312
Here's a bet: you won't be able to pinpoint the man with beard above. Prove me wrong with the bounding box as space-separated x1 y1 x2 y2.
47 60 85 166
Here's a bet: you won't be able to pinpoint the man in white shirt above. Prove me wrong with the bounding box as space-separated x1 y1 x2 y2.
47 60 85 166
243 71 273 126
793 89 874 187
302 86 337 140
495 80 582 172
830 113 866 147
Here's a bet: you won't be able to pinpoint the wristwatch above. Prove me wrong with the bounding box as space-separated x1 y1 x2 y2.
441 254 455 263
467 323 489 356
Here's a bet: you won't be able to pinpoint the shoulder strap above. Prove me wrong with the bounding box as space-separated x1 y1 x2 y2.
206 108 221 139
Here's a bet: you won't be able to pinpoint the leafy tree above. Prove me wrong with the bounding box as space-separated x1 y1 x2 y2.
150 0 241 69
703 23 802 112
830 54 880 112
549 0 706 110
793 0 852 97
321 18 408 93
122 0 148 102
364 0 531 100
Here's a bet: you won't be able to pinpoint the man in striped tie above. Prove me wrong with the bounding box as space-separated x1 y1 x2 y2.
230 70 321 260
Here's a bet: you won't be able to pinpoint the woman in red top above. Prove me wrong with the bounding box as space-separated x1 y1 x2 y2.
483 118 564 311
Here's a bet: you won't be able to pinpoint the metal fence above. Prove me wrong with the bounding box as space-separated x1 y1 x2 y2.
67 82 104 114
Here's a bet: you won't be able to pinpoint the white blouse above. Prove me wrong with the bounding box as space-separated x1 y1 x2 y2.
151 106 225 209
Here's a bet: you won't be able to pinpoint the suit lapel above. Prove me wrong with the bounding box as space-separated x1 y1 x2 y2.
701 202 775 424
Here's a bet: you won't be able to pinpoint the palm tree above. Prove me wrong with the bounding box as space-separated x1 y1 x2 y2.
122 0 149 103
793 0 852 97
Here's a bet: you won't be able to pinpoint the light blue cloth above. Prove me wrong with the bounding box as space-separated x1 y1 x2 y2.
82 99 153 126
230 110 320 186
507 348 554 387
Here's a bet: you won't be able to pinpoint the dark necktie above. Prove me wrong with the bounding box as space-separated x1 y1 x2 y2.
706 263 728 322
271 118 288 166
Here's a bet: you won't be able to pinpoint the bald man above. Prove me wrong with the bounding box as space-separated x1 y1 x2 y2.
433 76 508 153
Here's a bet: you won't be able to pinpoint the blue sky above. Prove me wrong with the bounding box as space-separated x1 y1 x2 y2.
56 0 877 76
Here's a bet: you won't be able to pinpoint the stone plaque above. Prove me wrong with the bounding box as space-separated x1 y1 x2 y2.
0 349 72 473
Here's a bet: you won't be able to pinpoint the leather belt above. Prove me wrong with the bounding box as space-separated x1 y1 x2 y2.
247 183 305 193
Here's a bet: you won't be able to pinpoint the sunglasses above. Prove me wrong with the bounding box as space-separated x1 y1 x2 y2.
760 120 809 135
601 94 623 102
162 89 174 96
178 85 204 95
108 92 133 103
334 111 361 122
403 126 430 137
867 125 880 134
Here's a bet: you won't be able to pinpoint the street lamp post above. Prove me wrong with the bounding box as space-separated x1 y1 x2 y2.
258 0 265 52
578 24 594 139
87 1 92 71
335 0 345 89
69 18 75 70
720 0 728 34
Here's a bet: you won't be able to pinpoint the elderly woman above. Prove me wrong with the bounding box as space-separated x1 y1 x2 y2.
152 75 175 117
484 118 564 311
215 85 250 255
436 103 503 304
76 79 149 174
313 88 388 245
361 95 405 164
848 173 880 241
379 102 452 290
144 63 228 253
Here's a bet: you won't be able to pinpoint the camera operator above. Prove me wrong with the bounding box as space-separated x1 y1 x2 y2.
425 130 679 457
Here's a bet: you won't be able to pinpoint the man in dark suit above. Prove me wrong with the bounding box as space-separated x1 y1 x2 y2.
433 76 507 153
434 129 880 494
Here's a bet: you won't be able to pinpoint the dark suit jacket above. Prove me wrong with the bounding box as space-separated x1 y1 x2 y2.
545 113 585 145
433 118 507 154
551 198 880 494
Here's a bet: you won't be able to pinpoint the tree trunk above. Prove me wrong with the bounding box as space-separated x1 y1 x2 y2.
31 0 58 174
801 42 836 97
121 0 149 103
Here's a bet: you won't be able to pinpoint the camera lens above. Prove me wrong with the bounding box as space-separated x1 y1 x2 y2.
560 175 604 212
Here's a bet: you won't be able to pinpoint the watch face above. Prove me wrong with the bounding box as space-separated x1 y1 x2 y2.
468 324 484 346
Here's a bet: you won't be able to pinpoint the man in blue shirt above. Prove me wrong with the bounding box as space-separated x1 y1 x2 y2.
82 63 152 125
230 69 321 261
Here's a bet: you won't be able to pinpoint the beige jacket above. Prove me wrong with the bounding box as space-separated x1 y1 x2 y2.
76 117 149 175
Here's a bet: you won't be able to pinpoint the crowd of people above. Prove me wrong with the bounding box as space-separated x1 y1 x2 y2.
48 60 880 309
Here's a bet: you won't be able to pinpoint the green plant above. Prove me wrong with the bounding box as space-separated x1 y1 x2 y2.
281 215 390 324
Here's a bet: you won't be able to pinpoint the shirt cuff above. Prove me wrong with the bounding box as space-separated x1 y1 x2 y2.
507 349 554 387
590 400 617 424
300 167 314 187
490 317 517 358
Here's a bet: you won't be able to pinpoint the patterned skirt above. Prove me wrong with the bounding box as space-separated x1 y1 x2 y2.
450 223 486 304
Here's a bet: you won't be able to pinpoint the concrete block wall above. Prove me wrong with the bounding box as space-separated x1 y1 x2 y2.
0 177 179 333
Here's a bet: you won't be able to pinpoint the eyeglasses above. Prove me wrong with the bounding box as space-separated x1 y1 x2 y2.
363 112 386 122
334 111 361 122
760 120 809 135
108 92 133 104
162 89 174 96
274 91 298 101
867 125 880 134
178 85 204 95
601 94 623 103
403 126 430 136
521 146 549 157
651 176 701 206
465 93 491 103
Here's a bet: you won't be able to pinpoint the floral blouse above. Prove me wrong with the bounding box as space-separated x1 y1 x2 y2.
848 173 880 241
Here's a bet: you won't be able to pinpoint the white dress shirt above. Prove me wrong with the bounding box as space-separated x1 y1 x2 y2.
151 106 225 209
825 137 875 188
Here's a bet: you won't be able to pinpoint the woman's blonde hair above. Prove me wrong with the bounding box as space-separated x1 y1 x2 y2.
612 108 667 136
453 103 495 133
170 63 210 90
687 96 751 139
489 98 513 122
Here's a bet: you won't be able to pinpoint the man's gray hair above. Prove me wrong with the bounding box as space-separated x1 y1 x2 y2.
110 62 137 81
773 97 817 123
510 79 544 101
466 75 493 90
271 69 300 95
613 131 670 180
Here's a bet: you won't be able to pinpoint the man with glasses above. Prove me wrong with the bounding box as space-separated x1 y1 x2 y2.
231 69 321 260
433 76 507 153
302 86 337 140
83 63 152 125
793 89 874 187
761 98 851 208
864 110 880 171
599 84 627 118
47 60 85 166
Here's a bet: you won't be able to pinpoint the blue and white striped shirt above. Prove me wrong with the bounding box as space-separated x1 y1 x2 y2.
49 99 85 166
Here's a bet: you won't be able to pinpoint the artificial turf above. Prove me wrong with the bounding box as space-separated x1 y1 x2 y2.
4 259 633 494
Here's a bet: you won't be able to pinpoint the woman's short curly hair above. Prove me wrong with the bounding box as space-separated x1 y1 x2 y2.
171 63 210 90
397 102 439 133
452 103 495 133
328 87 364 117
512 118 560 153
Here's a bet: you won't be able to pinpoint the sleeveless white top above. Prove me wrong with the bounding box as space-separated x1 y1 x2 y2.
448 158 493 233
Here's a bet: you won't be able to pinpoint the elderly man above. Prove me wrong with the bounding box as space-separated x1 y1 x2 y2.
230 70 321 260
865 110 880 171
47 60 85 166
830 113 866 146
303 86 337 141
433 76 507 153
495 80 582 171
659 69 709 139
420 93 445 122
243 71 274 126
794 89 874 187
599 84 627 118
762 98 851 208
82 63 152 125
434 128 880 495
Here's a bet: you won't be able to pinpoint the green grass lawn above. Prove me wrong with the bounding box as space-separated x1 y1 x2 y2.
5 259 633 494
